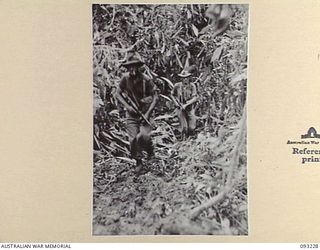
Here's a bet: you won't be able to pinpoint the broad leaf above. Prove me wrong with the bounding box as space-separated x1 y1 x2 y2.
211 46 223 62
192 24 199 37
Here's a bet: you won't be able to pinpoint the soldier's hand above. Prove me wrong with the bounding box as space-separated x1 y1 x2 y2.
140 96 152 104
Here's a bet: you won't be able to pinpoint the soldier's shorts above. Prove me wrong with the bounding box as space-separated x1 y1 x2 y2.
176 108 196 134
126 116 154 160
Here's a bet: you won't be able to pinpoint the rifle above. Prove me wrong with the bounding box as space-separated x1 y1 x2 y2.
121 92 154 128
171 95 186 111
159 93 187 112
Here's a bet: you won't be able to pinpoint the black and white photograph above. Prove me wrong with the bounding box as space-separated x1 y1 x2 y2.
92 4 248 235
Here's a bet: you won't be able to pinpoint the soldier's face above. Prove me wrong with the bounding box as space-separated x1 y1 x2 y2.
128 66 138 76
182 78 189 84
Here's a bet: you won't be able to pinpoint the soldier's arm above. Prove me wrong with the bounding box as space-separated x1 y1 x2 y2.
144 80 159 120
170 83 181 108
115 77 136 114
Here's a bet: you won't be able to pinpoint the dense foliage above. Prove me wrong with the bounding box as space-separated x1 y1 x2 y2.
93 4 248 235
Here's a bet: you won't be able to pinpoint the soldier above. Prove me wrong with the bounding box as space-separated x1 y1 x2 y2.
171 67 199 139
115 52 158 174
200 4 233 37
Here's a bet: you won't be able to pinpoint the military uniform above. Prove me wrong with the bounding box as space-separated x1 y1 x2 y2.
171 81 197 135
118 72 156 161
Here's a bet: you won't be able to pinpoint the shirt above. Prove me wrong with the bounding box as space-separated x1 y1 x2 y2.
172 81 198 110
119 72 156 113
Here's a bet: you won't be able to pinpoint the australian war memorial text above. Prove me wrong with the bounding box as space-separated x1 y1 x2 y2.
292 147 320 164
